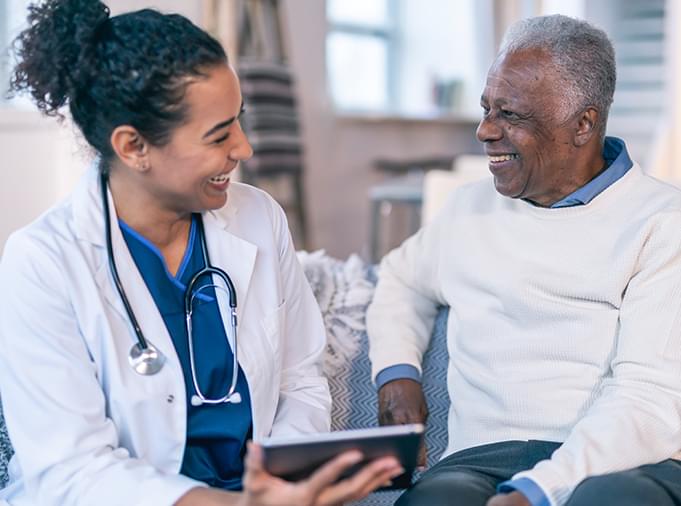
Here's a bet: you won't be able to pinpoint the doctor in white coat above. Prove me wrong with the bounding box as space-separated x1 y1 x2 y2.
0 1 402 505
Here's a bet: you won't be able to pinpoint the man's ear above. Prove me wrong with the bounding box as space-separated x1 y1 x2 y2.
110 125 151 173
574 107 600 147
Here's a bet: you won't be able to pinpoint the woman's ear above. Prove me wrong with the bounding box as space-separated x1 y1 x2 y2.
110 125 151 172
574 107 600 147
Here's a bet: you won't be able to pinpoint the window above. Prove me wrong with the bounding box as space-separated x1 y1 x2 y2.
326 0 396 112
326 0 494 118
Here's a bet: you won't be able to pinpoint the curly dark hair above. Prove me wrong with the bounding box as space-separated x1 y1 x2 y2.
9 0 227 168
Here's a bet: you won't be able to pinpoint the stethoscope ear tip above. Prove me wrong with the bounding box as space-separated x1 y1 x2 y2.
190 392 242 406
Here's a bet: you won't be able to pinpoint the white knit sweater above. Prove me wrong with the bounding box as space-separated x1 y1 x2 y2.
367 165 681 506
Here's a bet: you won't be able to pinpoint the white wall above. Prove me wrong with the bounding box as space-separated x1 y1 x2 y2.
0 0 204 254
107 0 202 20
0 110 89 254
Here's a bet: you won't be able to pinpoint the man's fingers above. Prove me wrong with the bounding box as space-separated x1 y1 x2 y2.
486 492 532 506
378 379 429 427
416 441 427 468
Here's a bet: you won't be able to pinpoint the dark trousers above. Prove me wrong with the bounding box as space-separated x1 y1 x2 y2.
395 440 681 506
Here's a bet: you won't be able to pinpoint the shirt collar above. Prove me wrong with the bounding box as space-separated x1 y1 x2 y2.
551 136 633 208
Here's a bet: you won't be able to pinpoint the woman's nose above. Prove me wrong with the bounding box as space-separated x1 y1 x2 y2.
229 124 253 161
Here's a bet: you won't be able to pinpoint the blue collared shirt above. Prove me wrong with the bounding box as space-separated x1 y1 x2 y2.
375 137 633 505
120 215 253 490
550 136 632 208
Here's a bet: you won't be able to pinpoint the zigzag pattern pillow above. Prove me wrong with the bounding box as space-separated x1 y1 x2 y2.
296 251 449 506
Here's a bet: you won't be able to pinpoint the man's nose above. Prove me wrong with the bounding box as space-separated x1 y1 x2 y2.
476 114 503 143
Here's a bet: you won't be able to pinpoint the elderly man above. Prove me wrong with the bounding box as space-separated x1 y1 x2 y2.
367 14 681 506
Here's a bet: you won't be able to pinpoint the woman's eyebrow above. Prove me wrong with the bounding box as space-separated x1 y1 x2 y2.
201 101 244 139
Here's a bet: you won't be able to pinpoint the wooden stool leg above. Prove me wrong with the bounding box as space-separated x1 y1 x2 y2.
369 199 382 263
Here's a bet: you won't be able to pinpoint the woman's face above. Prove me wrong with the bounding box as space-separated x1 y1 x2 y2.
144 64 253 214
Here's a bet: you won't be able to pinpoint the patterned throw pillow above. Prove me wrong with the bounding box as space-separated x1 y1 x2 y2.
0 398 11 488
296 251 450 506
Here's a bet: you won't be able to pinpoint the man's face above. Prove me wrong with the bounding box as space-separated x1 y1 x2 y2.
476 49 579 206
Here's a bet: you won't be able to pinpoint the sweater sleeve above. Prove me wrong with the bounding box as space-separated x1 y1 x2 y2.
367 208 448 382
513 210 681 505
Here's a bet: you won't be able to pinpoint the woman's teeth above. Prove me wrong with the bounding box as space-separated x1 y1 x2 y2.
209 174 229 183
489 154 519 163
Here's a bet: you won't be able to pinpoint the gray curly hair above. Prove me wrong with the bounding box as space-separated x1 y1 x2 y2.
500 14 616 131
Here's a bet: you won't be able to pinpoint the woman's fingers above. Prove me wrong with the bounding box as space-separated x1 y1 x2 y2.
243 443 405 506
243 442 276 495
302 449 364 497
245 442 264 471
315 456 404 506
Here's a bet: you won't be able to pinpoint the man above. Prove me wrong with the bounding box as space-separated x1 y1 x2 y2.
367 14 681 506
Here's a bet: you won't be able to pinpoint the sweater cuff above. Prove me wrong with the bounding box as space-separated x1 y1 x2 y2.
375 364 421 389
498 477 551 506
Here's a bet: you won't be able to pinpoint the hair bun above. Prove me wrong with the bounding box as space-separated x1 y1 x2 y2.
10 0 111 116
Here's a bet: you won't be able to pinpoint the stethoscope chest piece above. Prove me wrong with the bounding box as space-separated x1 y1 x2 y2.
128 342 165 375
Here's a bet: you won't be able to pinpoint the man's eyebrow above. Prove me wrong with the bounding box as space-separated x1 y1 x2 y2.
202 101 245 139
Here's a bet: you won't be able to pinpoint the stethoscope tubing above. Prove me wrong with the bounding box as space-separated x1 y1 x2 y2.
185 216 241 405
100 172 241 405
101 172 150 351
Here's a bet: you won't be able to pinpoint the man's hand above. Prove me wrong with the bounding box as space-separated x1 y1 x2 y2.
486 492 531 506
378 379 428 466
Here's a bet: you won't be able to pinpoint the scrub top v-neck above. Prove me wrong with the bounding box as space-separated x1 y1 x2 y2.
119 215 253 490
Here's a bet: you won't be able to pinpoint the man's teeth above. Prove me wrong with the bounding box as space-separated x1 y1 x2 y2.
209 174 229 183
489 154 518 163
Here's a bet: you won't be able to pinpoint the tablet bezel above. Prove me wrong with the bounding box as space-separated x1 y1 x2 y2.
261 424 425 489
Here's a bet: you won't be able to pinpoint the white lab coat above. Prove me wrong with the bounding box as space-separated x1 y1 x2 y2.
0 168 331 506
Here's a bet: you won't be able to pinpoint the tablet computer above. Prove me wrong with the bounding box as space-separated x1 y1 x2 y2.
261 423 424 490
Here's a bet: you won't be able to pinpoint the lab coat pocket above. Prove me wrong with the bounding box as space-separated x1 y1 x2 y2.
261 300 287 358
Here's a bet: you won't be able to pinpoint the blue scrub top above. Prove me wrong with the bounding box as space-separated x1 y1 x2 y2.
120 215 253 490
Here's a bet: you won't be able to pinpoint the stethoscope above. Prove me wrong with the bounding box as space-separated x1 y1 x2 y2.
101 172 242 406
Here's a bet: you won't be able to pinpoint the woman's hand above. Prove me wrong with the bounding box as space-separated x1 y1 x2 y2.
241 442 404 506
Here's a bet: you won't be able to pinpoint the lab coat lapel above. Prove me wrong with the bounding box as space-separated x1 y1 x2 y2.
73 168 182 373
72 166 130 326
202 209 257 328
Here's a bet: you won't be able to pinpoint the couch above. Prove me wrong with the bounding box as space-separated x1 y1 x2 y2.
0 251 449 506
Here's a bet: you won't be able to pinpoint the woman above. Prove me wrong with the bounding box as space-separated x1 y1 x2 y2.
0 1 402 505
